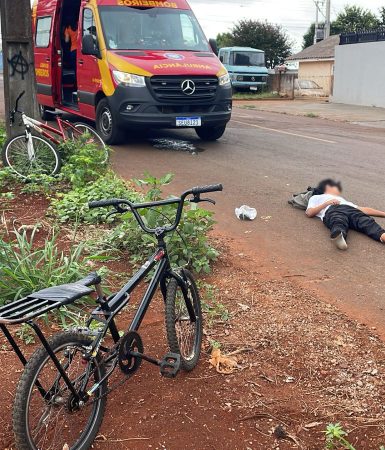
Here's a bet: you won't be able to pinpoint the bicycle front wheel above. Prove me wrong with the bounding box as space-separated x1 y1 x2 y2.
73 123 109 164
2 134 61 179
13 332 107 450
165 270 203 371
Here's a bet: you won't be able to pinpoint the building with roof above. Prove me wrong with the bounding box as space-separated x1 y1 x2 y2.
286 35 340 96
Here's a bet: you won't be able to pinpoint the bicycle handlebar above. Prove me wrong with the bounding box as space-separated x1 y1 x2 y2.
192 184 223 195
89 184 223 235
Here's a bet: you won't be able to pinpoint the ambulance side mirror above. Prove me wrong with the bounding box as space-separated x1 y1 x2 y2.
209 39 218 56
82 34 100 58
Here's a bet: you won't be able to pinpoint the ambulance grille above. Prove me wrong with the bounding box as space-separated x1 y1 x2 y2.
150 76 218 101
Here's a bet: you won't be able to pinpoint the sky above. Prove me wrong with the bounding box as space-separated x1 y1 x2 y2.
188 0 385 51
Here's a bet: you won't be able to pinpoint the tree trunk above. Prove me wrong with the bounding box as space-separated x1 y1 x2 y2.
1 0 39 137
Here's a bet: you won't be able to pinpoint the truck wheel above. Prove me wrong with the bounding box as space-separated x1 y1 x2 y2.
195 125 226 141
96 98 124 145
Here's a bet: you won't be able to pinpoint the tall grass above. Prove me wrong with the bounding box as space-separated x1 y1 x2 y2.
0 226 89 304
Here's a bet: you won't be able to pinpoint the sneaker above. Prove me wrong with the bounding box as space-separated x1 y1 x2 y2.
331 232 348 251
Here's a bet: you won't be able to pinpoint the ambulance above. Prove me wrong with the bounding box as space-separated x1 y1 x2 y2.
32 0 232 144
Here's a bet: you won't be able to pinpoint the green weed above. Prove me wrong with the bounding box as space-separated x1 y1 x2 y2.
0 226 96 304
16 324 36 345
51 171 134 223
325 423 355 450
199 282 229 324
59 137 109 188
104 173 219 273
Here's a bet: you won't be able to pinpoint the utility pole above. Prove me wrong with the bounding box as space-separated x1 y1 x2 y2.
1 0 39 137
313 0 326 44
325 0 331 39
314 1 319 45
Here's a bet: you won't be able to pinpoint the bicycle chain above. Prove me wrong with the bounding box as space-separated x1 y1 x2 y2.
86 371 132 406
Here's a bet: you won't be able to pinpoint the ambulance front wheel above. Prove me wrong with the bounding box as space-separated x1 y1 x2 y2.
195 125 226 141
96 99 124 145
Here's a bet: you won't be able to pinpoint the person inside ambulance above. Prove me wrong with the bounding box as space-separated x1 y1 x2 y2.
64 18 78 70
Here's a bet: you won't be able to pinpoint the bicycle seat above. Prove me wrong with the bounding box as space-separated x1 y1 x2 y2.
30 272 102 304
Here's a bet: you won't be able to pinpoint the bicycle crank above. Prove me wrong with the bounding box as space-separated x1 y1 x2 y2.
118 331 144 375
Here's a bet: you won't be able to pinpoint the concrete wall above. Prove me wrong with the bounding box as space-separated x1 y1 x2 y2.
298 60 334 95
269 73 298 97
333 41 385 108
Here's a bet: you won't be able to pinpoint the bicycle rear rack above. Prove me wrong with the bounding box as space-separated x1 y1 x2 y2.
0 286 98 402
0 296 67 325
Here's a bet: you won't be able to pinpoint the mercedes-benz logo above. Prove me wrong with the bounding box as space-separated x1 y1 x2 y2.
181 79 196 95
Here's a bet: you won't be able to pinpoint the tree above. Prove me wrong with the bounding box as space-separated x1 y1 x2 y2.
303 23 317 49
333 5 380 33
219 20 292 68
216 32 234 49
378 6 385 26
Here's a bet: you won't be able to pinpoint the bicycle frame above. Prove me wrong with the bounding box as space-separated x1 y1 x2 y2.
85 242 194 358
21 113 81 146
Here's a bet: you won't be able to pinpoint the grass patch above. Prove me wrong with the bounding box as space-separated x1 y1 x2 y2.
0 226 99 304
233 91 279 100
305 112 319 118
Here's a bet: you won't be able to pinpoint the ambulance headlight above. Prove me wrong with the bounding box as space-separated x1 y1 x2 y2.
112 71 146 87
218 73 231 87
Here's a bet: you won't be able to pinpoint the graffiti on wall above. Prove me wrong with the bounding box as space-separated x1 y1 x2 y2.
7 51 30 80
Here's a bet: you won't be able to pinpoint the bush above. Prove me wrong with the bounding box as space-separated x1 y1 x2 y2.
0 122 6 148
0 226 93 304
51 171 136 223
59 137 109 188
104 174 219 273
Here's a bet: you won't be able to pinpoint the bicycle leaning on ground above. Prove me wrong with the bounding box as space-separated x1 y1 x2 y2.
0 184 223 450
2 91 108 179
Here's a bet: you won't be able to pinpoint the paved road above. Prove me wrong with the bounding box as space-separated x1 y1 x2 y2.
111 107 385 335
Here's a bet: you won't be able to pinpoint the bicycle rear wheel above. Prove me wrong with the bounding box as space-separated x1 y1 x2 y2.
165 270 203 371
2 134 61 179
13 332 107 450
73 123 109 164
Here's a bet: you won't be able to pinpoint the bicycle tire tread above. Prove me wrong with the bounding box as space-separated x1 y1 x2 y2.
165 270 203 372
2 134 62 178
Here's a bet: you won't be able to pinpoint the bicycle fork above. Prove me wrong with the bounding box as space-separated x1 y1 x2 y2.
25 128 36 161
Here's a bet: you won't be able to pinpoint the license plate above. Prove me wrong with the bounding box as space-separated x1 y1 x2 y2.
250 86 259 91
176 117 201 127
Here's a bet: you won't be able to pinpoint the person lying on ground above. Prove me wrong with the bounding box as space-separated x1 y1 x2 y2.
306 179 385 251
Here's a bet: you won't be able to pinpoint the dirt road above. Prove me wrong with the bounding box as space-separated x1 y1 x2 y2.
111 107 385 338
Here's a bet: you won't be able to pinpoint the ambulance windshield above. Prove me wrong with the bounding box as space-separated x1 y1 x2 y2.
99 7 210 52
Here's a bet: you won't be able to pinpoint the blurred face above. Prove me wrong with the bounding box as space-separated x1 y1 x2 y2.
325 184 342 196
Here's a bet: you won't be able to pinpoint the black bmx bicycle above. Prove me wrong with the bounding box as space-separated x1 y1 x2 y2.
0 184 222 450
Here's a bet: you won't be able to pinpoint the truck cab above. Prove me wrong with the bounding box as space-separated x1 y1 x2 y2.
218 46 268 92
32 0 232 144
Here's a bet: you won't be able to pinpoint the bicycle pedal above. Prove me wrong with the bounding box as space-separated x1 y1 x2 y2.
160 353 181 378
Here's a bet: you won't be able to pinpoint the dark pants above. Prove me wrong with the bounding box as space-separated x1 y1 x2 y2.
324 205 385 242
69 50 77 70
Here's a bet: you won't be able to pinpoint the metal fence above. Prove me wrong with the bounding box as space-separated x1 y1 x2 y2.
340 29 385 45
